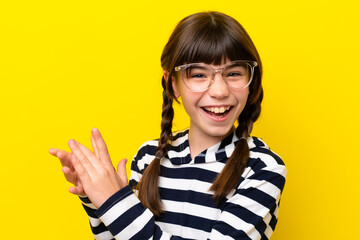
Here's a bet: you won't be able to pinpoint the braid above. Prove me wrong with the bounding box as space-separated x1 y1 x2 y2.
157 76 174 159
136 10 265 214
210 99 261 203
137 76 174 216
210 116 250 203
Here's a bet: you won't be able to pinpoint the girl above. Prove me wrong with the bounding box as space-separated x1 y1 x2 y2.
50 11 286 240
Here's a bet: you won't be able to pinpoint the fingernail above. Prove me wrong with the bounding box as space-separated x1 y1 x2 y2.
92 127 98 132
68 139 75 147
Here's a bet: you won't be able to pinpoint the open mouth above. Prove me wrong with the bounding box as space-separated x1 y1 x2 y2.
201 106 233 118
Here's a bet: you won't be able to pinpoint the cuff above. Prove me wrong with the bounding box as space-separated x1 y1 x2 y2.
96 185 134 217
79 195 97 210
95 185 149 237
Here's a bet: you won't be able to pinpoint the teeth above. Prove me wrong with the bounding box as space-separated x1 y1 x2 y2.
204 106 231 114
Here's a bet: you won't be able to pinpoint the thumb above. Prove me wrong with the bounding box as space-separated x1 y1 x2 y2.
117 158 128 187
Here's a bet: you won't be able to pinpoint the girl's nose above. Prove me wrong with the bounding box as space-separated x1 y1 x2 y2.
207 73 230 98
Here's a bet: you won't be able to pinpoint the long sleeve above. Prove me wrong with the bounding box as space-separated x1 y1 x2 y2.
91 141 179 240
91 137 287 240
80 196 115 240
79 132 287 240
92 163 286 240
208 160 286 240
94 186 171 239
77 140 156 240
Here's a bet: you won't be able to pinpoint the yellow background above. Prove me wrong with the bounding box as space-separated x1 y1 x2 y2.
1 0 359 239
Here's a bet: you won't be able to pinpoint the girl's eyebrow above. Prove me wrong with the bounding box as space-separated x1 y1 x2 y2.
226 64 246 69
187 65 209 71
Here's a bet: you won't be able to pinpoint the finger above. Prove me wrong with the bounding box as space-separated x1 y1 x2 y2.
49 148 58 156
68 139 96 175
76 141 103 170
91 135 100 159
49 148 73 170
71 154 91 184
91 128 112 166
69 186 85 196
62 166 79 185
117 158 128 186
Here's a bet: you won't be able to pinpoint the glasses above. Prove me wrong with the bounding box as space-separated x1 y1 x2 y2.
174 60 258 92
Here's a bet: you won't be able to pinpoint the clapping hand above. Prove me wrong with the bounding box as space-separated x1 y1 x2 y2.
50 128 128 208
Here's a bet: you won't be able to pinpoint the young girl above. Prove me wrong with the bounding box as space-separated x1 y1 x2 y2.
50 11 286 240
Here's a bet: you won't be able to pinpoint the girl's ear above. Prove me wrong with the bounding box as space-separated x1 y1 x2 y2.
164 70 180 98
163 70 170 82
172 79 180 98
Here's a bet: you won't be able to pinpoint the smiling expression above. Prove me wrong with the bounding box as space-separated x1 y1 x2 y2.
172 60 250 147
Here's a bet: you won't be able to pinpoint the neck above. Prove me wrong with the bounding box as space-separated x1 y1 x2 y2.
188 125 234 159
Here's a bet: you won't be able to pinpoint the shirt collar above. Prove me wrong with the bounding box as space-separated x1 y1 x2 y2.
167 129 239 165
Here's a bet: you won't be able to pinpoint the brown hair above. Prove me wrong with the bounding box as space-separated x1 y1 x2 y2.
137 11 263 216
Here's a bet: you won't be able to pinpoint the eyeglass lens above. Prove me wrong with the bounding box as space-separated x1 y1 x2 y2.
183 62 251 91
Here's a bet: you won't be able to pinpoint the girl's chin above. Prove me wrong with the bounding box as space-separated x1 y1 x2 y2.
201 125 235 138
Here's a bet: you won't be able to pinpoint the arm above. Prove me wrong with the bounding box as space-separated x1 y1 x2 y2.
79 195 115 240
50 128 127 240
84 141 181 240
78 159 128 240
208 161 287 239
71 134 286 240
93 147 286 240
78 156 128 240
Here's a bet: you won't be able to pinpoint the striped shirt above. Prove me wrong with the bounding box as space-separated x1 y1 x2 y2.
80 129 287 240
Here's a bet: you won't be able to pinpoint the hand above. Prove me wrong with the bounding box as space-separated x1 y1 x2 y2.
68 128 128 208
49 148 85 196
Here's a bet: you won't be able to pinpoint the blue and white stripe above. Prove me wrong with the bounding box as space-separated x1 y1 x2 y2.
80 129 286 240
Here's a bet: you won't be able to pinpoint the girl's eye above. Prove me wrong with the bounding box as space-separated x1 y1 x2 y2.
191 73 207 78
227 72 243 77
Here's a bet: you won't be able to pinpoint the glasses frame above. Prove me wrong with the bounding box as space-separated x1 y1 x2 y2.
174 60 258 92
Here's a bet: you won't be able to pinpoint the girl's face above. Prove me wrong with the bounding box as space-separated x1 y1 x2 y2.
172 59 250 144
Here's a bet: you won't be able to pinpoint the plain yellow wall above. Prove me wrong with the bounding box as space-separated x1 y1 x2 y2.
1 0 359 239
